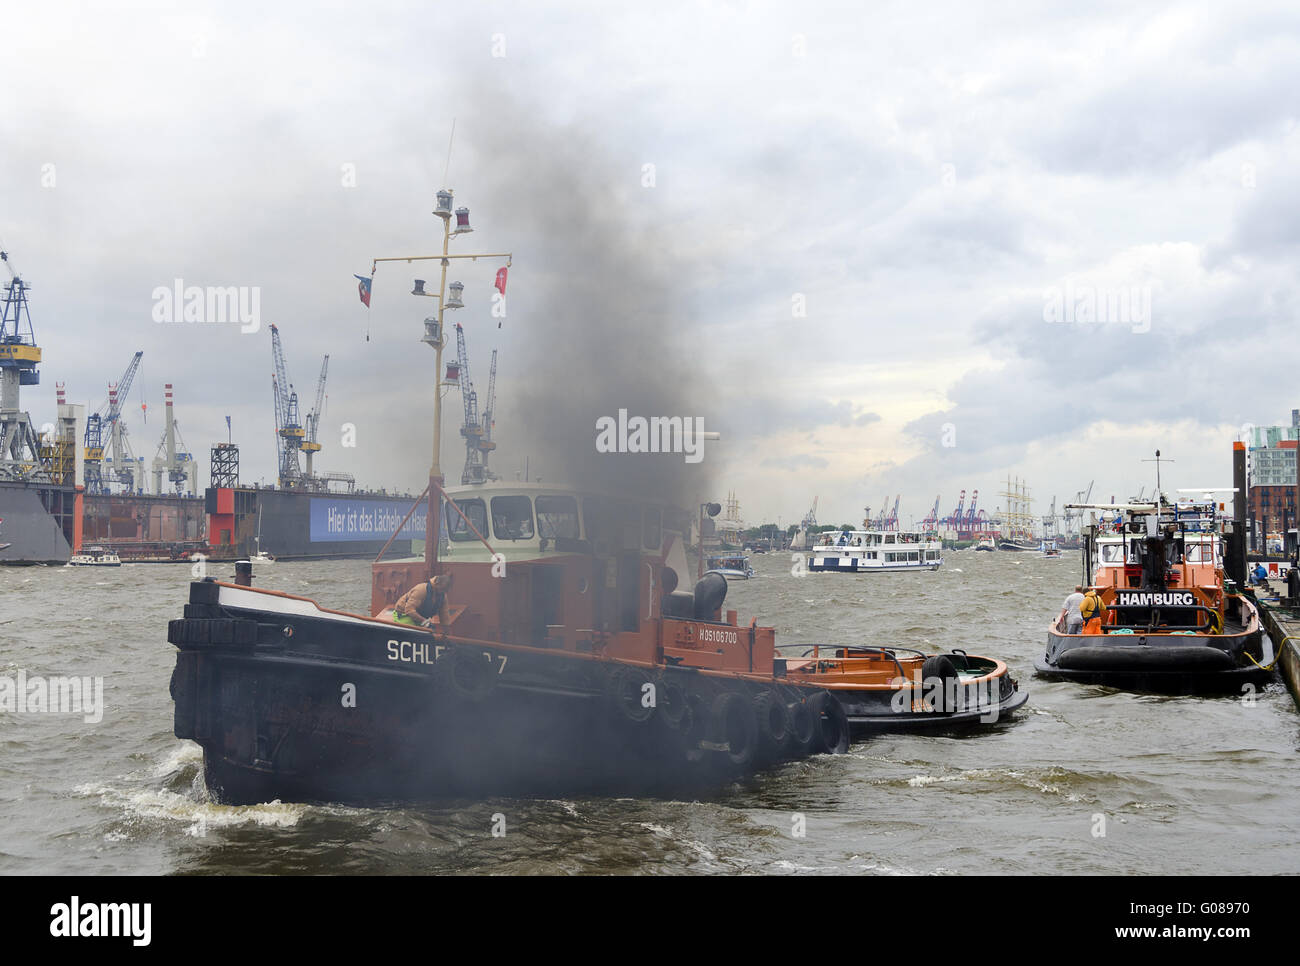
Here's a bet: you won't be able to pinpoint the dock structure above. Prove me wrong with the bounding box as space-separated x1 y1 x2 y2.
1253 581 1300 712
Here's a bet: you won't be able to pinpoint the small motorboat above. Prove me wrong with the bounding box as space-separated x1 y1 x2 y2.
704 552 754 580
776 644 1027 730
974 534 997 552
68 546 122 567
1040 539 1062 558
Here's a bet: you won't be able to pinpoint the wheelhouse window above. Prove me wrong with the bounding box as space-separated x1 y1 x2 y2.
536 495 580 540
491 495 535 540
448 498 487 542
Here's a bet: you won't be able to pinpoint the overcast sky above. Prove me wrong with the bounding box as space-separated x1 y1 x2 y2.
4 1 1298 528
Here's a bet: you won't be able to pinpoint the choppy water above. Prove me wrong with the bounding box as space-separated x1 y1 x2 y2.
2 551 1298 875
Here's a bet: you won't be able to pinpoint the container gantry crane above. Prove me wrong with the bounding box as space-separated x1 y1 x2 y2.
920 495 940 530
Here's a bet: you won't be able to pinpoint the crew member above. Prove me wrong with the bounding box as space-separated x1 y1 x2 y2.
393 573 453 631
1080 589 1107 635
1062 585 1085 634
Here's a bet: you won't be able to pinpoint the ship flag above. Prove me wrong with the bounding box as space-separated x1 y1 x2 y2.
354 274 373 307
494 267 508 295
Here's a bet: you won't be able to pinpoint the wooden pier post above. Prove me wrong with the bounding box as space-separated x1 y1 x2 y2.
1229 442 1248 587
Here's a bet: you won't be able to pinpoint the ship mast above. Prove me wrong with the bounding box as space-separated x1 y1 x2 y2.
370 182 511 575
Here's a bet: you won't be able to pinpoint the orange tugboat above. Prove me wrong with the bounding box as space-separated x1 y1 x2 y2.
166 187 852 804
1036 449 1273 693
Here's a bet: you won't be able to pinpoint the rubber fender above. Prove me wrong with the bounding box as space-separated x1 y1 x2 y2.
753 690 792 752
655 677 690 729
787 698 816 753
170 652 199 740
921 655 961 713
605 665 655 724
710 691 758 768
808 691 850 754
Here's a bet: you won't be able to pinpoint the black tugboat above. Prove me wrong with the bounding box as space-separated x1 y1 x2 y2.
1036 461 1274 694
169 486 851 804
166 186 852 805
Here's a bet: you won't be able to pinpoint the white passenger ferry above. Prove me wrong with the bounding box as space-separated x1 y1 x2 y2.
807 529 943 573
67 546 122 567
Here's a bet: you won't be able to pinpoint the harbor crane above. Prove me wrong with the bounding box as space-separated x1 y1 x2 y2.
454 323 498 485
1064 480 1094 535
270 324 305 487
943 490 967 529
0 250 52 482
270 325 329 489
84 350 143 494
302 355 329 480
920 495 941 530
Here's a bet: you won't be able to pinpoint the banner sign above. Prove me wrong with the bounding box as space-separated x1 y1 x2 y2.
309 498 428 543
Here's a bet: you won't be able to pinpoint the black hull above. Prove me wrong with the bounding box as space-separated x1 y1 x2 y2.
1037 627 1274 695
844 688 1028 731
170 581 849 805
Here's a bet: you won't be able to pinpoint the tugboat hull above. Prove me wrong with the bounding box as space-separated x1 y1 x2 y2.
171 580 849 804
1036 627 1273 694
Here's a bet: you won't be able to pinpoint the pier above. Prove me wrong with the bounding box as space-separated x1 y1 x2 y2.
1253 582 1300 713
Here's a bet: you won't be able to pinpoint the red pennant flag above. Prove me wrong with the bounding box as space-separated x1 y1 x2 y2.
494 267 508 295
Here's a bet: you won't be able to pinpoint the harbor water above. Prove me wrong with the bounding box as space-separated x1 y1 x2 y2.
2 551 1298 875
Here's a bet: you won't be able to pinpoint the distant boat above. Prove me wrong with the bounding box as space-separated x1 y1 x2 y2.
974 535 996 552
808 528 943 572
68 546 122 567
705 552 754 580
252 504 274 564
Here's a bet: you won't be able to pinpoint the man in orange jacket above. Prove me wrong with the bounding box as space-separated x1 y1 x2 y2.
1080 589 1107 635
